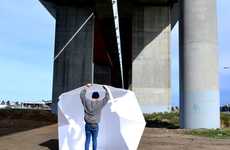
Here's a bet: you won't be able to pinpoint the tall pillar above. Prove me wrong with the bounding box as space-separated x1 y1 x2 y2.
132 6 171 113
52 6 94 104
179 0 220 128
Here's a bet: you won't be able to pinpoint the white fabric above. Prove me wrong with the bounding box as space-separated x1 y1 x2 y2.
58 84 146 150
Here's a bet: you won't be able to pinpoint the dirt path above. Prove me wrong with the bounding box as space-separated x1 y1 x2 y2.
0 124 229 150
138 128 230 150
0 124 58 150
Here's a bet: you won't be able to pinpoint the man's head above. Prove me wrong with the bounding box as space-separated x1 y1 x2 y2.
92 91 99 99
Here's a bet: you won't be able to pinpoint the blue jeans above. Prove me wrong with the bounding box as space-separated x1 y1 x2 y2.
85 123 99 150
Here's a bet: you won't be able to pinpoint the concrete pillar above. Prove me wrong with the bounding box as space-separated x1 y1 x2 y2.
52 6 94 104
132 7 171 113
179 0 220 128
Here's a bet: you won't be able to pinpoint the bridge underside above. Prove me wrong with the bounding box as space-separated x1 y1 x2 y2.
41 0 175 5
40 0 179 113
41 0 221 129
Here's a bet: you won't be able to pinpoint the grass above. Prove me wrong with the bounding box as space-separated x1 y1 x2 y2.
144 112 179 129
186 128 230 139
186 113 230 139
1 109 230 139
144 111 230 139
221 113 230 128
144 112 230 129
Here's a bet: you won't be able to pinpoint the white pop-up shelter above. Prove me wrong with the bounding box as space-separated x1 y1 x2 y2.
58 84 146 150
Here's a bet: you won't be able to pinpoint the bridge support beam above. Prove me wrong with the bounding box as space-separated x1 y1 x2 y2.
132 6 171 113
179 0 220 128
52 6 94 104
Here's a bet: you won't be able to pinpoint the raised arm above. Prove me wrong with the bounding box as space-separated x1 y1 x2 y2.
80 88 87 106
80 84 92 106
102 86 110 106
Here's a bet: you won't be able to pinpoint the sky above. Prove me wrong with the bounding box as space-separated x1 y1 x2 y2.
0 0 229 105
0 0 55 101
170 0 230 106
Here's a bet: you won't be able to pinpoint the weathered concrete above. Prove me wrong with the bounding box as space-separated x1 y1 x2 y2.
179 0 220 128
40 0 220 127
41 0 174 112
52 6 94 104
132 6 171 113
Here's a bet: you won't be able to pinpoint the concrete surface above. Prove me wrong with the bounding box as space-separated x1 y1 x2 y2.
1 124 230 150
41 0 220 126
179 0 220 128
132 6 171 113
41 1 176 113
52 6 94 104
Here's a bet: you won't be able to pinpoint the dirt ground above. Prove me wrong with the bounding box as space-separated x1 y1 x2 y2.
0 124 230 150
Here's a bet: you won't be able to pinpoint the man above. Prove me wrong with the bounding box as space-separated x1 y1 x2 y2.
80 84 110 150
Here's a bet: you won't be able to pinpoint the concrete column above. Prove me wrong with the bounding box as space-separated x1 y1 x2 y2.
132 7 171 113
52 6 94 104
179 0 220 128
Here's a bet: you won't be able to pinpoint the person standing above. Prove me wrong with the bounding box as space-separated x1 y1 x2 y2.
80 84 110 150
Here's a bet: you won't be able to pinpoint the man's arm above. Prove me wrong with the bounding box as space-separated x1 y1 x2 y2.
80 84 92 106
80 88 87 106
102 86 110 106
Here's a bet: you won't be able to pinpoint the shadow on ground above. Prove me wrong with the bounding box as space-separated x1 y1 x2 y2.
0 109 57 137
145 119 179 129
40 139 59 150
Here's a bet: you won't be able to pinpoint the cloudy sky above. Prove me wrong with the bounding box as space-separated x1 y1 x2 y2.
0 0 229 105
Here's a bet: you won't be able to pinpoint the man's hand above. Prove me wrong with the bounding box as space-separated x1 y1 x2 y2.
86 83 92 88
102 85 108 92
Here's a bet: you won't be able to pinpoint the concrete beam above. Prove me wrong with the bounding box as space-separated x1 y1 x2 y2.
52 6 94 104
170 1 180 29
39 0 56 18
132 6 171 113
40 0 178 18
179 0 220 128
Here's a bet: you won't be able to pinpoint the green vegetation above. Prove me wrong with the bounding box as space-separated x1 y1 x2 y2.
144 112 230 129
221 113 230 128
1 109 229 139
186 128 230 139
144 111 230 139
144 112 179 129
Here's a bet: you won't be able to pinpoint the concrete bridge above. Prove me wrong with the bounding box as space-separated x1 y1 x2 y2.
40 0 220 128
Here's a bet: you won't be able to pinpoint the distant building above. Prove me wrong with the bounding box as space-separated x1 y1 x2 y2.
42 100 52 107
0 104 8 109
21 101 50 110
